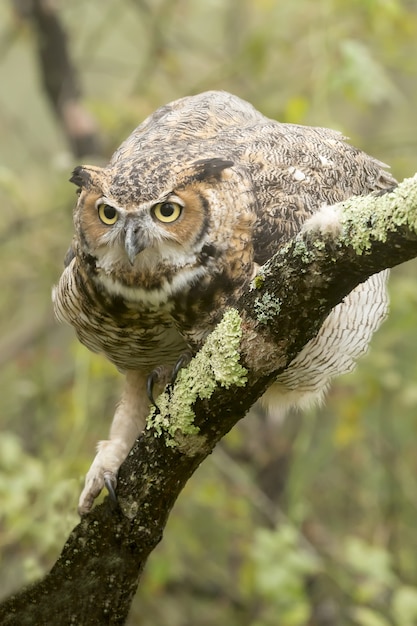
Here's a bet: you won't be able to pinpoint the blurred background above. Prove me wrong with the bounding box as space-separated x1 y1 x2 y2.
1 1 417 624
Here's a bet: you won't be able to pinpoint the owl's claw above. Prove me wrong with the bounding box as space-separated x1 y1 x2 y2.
146 371 159 407
104 472 118 504
171 351 192 384
147 353 192 406
78 441 127 515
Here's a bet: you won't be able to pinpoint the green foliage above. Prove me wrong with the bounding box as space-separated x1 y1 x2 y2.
250 525 321 625
1 0 417 623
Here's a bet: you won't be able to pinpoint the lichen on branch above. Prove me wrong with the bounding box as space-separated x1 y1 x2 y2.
147 308 248 448
302 173 417 255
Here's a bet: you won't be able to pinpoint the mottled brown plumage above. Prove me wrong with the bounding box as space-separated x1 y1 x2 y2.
53 91 394 514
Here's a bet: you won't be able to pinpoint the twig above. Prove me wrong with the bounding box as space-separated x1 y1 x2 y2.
13 0 101 157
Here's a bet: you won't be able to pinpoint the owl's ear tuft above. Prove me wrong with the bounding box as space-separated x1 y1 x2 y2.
70 166 91 188
191 158 234 182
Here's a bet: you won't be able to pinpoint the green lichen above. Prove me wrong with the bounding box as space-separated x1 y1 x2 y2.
340 174 417 254
292 237 315 263
391 175 417 232
147 308 247 449
252 273 265 290
254 292 282 325
313 239 326 251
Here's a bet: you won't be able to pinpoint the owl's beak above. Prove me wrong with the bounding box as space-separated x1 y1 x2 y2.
124 222 146 265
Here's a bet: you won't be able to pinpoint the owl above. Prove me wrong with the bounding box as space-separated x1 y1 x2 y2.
53 91 395 515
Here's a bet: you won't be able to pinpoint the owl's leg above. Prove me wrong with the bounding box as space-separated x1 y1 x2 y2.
78 370 149 516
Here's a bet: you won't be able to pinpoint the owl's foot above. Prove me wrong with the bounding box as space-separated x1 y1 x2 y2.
78 441 126 515
147 353 193 405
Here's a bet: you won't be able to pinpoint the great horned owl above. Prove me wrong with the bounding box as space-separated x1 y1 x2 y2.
53 91 394 515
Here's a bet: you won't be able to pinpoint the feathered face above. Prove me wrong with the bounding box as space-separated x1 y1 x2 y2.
70 158 238 306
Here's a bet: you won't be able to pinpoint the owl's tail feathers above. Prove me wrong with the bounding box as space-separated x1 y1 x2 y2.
260 381 329 424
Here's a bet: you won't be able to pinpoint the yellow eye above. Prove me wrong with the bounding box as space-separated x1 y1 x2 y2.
98 202 118 225
152 201 182 223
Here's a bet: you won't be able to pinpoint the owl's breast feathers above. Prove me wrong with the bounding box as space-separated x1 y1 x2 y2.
53 236 249 370
53 255 188 372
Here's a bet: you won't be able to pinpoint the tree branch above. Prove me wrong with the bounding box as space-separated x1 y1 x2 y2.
13 0 101 157
1 176 417 625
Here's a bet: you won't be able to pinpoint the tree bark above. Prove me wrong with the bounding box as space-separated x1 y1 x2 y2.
1 176 417 625
13 0 101 157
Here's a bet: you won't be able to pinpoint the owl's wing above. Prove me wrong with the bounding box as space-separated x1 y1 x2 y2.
242 122 397 265
239 123 395 412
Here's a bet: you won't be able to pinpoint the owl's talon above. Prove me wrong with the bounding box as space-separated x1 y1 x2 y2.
104 472 118 504
171 351 193 384
146 371 159 407
146 353 193 405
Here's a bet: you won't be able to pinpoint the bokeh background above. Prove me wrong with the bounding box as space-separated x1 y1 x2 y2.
1 1 417 624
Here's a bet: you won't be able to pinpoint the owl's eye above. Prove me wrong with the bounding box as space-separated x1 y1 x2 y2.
152 201 182 223
97 202 118 225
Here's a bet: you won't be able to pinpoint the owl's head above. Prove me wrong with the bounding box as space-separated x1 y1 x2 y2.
70 156 243 305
